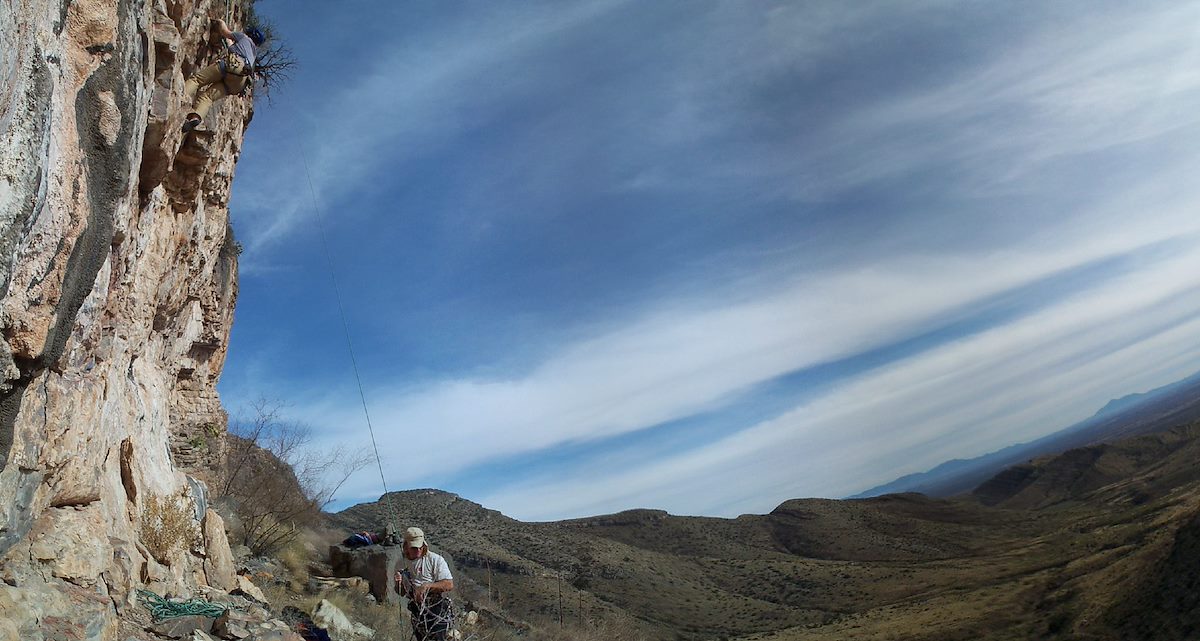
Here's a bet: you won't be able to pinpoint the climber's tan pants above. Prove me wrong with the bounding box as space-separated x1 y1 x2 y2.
183 55 249 121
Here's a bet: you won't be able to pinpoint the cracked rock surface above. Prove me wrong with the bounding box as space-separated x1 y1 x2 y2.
0 0 254 637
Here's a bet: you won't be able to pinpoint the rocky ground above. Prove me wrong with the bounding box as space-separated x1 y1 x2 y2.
92 532 488 641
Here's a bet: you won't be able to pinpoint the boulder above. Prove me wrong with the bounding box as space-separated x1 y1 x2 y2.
0 579 115 641
243 632 303 641
151 615 215 639
244 620 304 640
202 510 238 591
308 575 370 596
213 609 261 640
310 599 377 638
234 574 268 604
328 544 406 603
27 506 113 586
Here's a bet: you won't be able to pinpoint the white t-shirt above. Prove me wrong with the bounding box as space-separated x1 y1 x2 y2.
228 32 256 67
403 550 453 587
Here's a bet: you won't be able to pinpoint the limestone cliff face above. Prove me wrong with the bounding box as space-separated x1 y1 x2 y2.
0 0 252 636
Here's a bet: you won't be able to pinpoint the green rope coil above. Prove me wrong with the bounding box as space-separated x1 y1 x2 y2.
137 589 229 621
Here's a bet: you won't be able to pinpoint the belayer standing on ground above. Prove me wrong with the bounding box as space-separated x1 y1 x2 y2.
394 527 455 641
182 19 265 132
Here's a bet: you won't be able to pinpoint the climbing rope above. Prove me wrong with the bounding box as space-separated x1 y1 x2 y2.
137 589 229 621
296 139 400 534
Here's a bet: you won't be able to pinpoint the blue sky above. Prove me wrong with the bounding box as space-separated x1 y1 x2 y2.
220 0 1200 520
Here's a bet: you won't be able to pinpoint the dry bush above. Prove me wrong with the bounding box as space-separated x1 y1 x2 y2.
251 41 296 100
260 580 303 613
221 398 371 555
223 438 313 555
141 493 200 564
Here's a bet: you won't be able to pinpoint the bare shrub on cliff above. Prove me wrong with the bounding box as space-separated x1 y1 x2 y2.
222 398 371 555
234 3 297 101
251 41 297 101
141 493 201 563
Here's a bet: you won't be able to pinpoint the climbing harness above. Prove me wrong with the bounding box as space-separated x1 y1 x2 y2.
296 139 401 534
137 589 230 621
219 53 253 83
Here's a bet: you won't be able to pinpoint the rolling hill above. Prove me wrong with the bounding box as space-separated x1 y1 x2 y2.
332 420 1200 640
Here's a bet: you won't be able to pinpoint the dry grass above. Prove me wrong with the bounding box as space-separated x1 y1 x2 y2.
260 576 408 640
277 539 311 592
310 589 408 640
140 493 200 564
255 525 409 640
486 617 651 641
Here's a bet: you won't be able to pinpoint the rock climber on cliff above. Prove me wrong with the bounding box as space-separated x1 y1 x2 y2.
181 18 265 133
394 527 455 641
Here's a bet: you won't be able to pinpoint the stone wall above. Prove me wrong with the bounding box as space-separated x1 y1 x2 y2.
0 0 254 637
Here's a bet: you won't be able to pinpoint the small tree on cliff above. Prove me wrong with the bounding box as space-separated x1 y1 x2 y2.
238 3 296 100
251 42 296 100
222 398 371 554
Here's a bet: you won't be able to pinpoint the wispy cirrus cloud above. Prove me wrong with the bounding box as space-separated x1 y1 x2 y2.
305 220 1200 515
473 239 1200 519
224 0 1200 520
234 0 638 254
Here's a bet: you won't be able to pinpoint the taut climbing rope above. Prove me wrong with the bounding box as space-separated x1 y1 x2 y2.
296 140 400 535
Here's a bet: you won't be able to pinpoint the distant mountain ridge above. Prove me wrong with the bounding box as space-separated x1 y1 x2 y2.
850 368 1200 499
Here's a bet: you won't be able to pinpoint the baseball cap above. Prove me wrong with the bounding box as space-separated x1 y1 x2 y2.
404 527 427 548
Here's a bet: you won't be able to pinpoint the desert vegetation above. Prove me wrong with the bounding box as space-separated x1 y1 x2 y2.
220 398 371 555
140 492 202 563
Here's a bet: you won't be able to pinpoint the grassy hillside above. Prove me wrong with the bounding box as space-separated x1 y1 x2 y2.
332 421 1200 640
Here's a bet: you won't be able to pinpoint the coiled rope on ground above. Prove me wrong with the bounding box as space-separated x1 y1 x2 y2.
137 589 230 620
